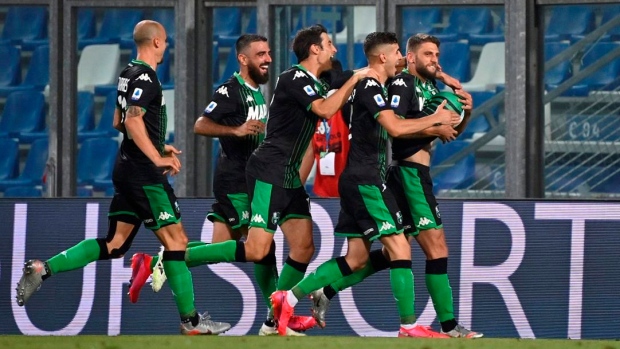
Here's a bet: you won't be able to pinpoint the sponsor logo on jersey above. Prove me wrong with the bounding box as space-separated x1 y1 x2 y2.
374 94 386 107
251 214 266 224
365 79 379 89
304 85 316 96
216 86 229 97
136 73 152 83
131 88 143 100
418 217 433 226
247 104 267 121
379 221 395 232
391 78 407 87
117 77 129 92
158 212 173 220
293 70 306 80
204 101 217 113
391 95 401 108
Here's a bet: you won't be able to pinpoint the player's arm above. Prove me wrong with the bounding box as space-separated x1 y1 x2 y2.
194 115 264 138
378 106 457 138
436 65 462 90
310 68 378 120
112 107 125 132
452 88 473 135
299 142 315 184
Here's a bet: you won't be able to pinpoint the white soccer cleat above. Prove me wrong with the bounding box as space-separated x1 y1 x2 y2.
151 247 167 292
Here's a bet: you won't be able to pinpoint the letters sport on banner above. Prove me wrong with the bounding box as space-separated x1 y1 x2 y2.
0 198 619 339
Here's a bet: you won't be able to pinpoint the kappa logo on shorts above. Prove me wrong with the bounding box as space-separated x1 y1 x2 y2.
379 221 395 232
241 211 250 220
418 217 433 226
251 214 266 224
159 212 173 220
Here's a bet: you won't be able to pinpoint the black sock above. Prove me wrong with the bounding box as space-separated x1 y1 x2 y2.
41 262 51 281
440 319 458 332
264 319 275 327
323 285 337 300
181 311 200 327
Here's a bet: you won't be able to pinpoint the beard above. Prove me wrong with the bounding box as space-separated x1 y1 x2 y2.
416 62 438 81
248 63 269 85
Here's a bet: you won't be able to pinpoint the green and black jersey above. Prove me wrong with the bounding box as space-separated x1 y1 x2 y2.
203 72 268 193
246 64 328 188
113 59 167 183
388 69 440 160
340 77 392 183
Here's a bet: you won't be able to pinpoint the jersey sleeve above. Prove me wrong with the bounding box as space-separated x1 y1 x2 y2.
126 71 160 110
388 77 415 118
202 83 239 123
283 70 324 110
357 78 391 119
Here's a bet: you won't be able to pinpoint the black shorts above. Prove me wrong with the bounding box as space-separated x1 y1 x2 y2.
246 174 311 233
109 180 181 230
334 179 404 241
386 161 442 236
207 192 250 230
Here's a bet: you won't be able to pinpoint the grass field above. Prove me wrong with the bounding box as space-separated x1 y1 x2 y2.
1 335 619 349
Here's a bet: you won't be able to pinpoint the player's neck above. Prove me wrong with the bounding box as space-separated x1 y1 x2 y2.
368 64 388 85
406 66 426 83
299 61 321 80
239 70 258 88
135 52 158 71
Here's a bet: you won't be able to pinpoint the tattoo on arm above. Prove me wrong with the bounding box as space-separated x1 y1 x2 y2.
126 106 144 118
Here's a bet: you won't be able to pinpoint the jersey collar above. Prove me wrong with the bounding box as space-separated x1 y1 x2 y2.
234 72 260 91
131 59 154 70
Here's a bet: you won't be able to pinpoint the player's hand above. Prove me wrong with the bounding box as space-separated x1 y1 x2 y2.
156 156 181 176
454 88 473 110
437 66 462 90
164 144 182 156
354 67 380 82
435 124 458 143
235 120 265 137
432 100 460 125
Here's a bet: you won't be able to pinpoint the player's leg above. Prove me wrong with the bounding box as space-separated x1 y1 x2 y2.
16 192 141 306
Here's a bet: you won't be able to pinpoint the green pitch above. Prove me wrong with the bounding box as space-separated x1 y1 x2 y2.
1 335 619 349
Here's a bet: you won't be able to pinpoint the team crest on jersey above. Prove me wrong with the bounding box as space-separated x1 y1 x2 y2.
204 101 217 113
131 88 143 100
374 94 386 107
391 95 401 108
365 79 379 89
303 85 316 96
391 78 407 87
293 70 306 80
136 73 152 83
216 86 229 97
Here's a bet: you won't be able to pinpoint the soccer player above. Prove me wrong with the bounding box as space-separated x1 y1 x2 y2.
270 32 461 337
309 33 481 338
128 34 313 335
15 20 230 335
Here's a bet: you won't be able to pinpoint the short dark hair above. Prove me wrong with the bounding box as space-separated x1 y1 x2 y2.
406 33 440 53
235 34 268 55
292 24 328 63
363 32 399 57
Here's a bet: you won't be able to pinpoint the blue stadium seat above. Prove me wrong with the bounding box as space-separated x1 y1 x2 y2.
544 42 571 92
335 42 366 70
545 6 595 42
401 8 442 39
600 7 620 41
104 186 116 197
245 8 257 34
0 138 48 190
562 114 620 141
0 6 47 46
302 6 345 34
79 9 144 49
4 185 42 197
22 9 95 50
212 41 220 84
0 45 49 97
545 165 596 193
214 8 242 47
468 10 505 46
0 138 20 181
435 42 470 90
152 8 175 47
0 45 21 89
79 91 121 141
431 140 475 192
214 48 239 89
77 186 94 197
459 91 498 139
0 91 46 141
77 138 119 186
436 7 493 42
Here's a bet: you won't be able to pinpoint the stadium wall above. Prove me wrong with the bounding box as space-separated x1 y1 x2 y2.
1 198 619 339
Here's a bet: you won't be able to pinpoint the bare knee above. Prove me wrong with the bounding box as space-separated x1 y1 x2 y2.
289 241 314 263
243 238 271 262
344 254 368 272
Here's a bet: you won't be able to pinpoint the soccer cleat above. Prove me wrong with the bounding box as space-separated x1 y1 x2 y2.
288 315 317 332
128 253 153 303
15 260 46 306
179 312 231 335
151 248 167 292
270 290 295 336
310 288 330 328
441 324 484 338
258 322 306 336
398 324 451 338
